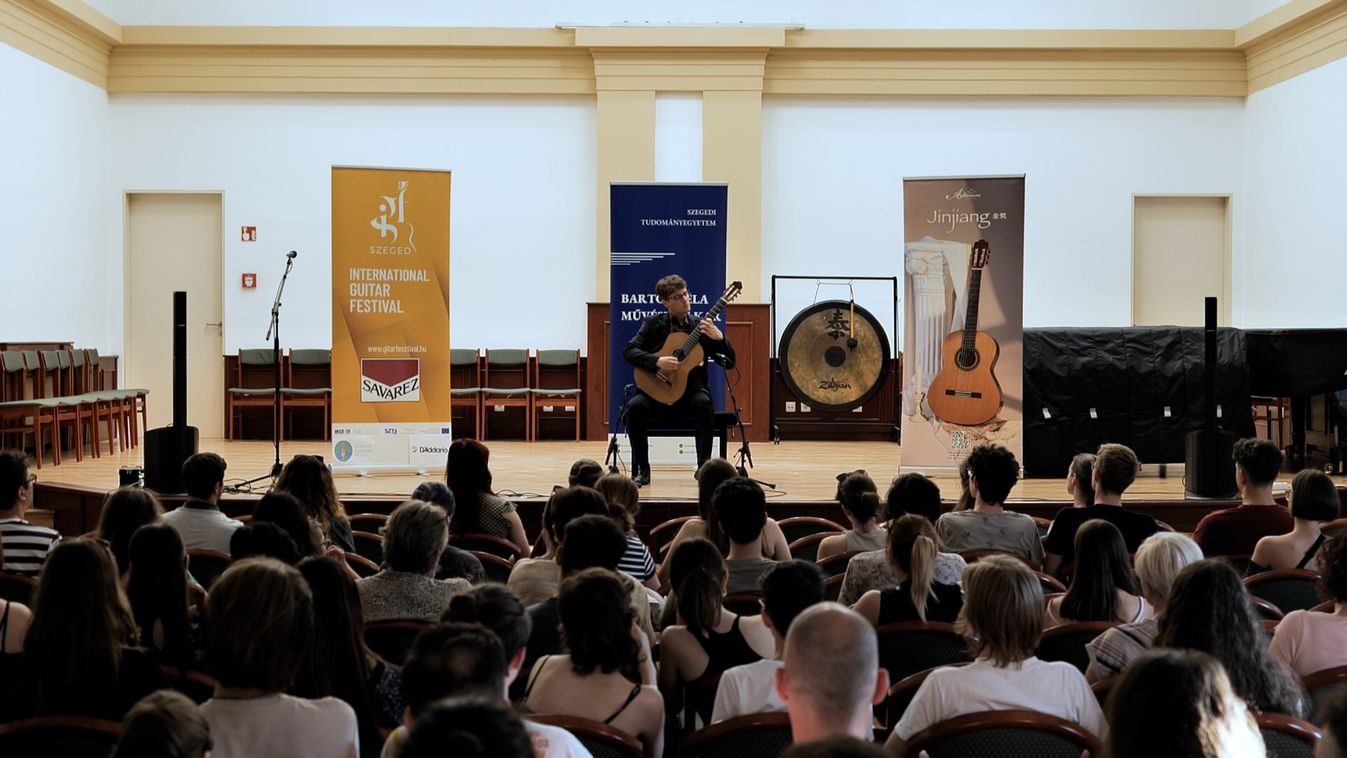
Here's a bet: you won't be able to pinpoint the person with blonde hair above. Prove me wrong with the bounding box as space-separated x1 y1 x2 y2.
113 690 214 758
885 555 1105 756
1086 531 1203 682
853 515 962 626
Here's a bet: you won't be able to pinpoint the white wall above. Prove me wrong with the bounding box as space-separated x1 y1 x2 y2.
1244 56 1347 328
762 97 1247 344
108 94 596 353
105 0 1247 29
0 43 111 348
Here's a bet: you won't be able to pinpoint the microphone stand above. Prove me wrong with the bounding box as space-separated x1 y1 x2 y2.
606 384 635 474
233 253 294 491
714 355 776 490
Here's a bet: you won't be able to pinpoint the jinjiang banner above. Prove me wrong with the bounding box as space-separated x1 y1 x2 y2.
901 176 1025 474
609 183 727 464
331 166 451 470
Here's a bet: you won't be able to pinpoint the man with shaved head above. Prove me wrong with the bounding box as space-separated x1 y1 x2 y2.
774 602 889 743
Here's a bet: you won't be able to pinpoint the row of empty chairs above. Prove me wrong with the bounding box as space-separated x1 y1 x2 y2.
226 348 331 440
0 347 145 467
451 348 582 441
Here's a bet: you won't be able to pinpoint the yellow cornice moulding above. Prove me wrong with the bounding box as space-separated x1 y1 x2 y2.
0 0 119 86
1235 0 1347 93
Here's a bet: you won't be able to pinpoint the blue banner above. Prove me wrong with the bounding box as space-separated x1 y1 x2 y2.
609 183 728 431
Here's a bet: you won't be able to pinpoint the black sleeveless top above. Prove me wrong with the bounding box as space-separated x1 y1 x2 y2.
691 616 761 682
877 581 964 626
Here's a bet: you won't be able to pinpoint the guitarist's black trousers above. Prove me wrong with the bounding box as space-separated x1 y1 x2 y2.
626 388 715 477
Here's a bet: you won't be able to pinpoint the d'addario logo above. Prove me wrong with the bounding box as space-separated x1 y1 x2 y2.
361 358 421 402
945 188 982 200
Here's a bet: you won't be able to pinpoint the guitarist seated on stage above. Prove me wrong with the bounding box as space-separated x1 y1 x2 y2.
622 274 735 486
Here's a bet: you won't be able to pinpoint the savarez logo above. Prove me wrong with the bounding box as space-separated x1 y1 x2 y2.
945 188 982 200
370 180 416 252
361 358 421 402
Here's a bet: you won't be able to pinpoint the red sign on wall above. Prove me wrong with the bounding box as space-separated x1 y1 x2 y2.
241 273 257 289
241 226 257 242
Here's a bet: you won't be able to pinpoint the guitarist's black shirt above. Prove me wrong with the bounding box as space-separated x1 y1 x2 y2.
623 312 735 398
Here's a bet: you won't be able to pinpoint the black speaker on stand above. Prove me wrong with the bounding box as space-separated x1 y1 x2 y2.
1184 296 1237 499
144 291 200 494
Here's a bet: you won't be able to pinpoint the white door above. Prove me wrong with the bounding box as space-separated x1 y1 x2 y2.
1132 196 1230 326
125 193 224 437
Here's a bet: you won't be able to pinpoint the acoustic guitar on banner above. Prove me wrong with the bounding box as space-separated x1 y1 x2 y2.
927 240 1003 426
633 281 743 406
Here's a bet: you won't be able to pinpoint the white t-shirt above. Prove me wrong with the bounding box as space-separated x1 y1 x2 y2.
711 659 785 723
381 721 593 758
893 657 1106 742
162 501 243 554
202 693 358 758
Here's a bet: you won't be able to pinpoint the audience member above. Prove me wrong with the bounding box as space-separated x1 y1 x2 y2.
716 478 784 593
837 474 966 607
1042 444 1157 577
251 490 321 557
712 560 826 723
275 454 355 553
1153 559 1303 716
594 472 659 589
201 558 359 758
0 540 30 652
854 514 963 626
445 439 529 555
1250 467 1340 573
954 457 974 512
520 569 663 757
817 471 887 562
410 481 485 584
1044 519 1150 627
161 452 239 554
1270 534 1347 678
1 539 167 721
1192 438 1293 557
97 486 163 574
568 458 605 489
775 603 888 743
125 523 196 667
295 556 402 757
508 485 609 606
659 537 774 720
1065 452 1096 507
356 500 469 623
399 696 533 758
885 555 1105 756
1086 532 1203 682
112 690 213 758
1104 649 1263 758
1320 690 1347 758
229 520 302 564
0 450 61 576
935 445 1043 565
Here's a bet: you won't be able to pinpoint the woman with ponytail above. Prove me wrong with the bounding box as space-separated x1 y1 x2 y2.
657 537 774 721
817 471 887 562
1044 518 1149 628
853 515 963 626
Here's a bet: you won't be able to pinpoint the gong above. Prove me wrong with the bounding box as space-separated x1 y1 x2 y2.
779 300 891 413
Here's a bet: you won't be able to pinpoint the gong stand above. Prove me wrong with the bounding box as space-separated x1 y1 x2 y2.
717 356 776 490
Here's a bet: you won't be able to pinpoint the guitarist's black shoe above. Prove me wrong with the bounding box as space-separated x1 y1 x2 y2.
633 472 650 487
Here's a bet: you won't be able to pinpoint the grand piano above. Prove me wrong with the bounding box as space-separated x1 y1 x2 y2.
1246 329 1347 471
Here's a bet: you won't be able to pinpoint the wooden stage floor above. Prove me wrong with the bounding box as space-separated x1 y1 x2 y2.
33 437 1287 505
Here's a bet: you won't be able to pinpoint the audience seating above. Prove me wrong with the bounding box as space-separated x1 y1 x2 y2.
281 349 332 440
1244 569 1322 615
450 533 523 561
472 551 514 584
774 516 845 545
904 709 1102 758
0 715 122 758
0 351 54 466
186 549 231 590
449 348 483 439
1089 675 1116 708
1255 711 1321 757
0 572 36 605
814 551 859 578
1303 665 1347 722
348 513 388 532
1215 554 1256 576
680 671 722 732
531 348 582 442
960 550 1038 568
677 711 793 758
1034 571 1068 594
882 662 972 730
823 573 844 602
875 621 972 684
482 349 532 441
786 531 831 563
161 665 219 705
363 619 432 666
648 516 695 556
226 348 278 440
1034 621 1118 673
527 715 642 758
352 531 385 564
344 552 380 578
722 593 764 617
1251 597 1286 622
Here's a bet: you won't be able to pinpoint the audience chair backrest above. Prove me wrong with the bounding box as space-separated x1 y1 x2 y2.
814 551 861 578
1303 665 1347 723
471 551 514 584
1034 621 1119 673
677 711 793 758
721 593 764 618
527 715 641 758
1254 711 1321 758
344 552 380 578
0 715 122 758
649 516 696 553
363 619 432 667
775 516 846 545
786 531 832 564
905 709 1102 758
450 532 524 561
875 621 973 684
185 549 232 590
352 530 384 564
1244 569 1323 615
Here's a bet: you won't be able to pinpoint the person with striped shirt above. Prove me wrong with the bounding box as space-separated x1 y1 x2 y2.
0 450 61 577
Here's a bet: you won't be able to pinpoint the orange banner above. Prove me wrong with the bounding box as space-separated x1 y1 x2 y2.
331 166 451 469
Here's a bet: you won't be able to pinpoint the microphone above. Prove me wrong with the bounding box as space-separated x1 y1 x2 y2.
709 353 735 370
287 251 298 259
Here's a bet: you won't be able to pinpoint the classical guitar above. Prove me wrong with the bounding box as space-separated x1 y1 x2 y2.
633 281 743 405
927 240 1004 426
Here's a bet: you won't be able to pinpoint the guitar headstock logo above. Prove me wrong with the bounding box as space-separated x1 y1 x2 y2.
971 240 991 269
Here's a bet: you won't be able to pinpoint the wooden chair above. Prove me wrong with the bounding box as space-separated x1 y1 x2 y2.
959 549 1039 569
876 621 972 685
1090 674 1117 708
815 550 860 578
0 715 122 758
471 551 514 584
722 592 764 617
905 709 1102 758
160 665 219 704
1215 553 1256 576
1303 664 1347 722
352 530 385 564
482 349 532 440
527 715 642 758
282 348 332 440
883 662 973 731
450 532 524 561
824 573 844 602
1255 711 1321 757
1245 569 1322 615
186 549 232 590
787 531 832 563
678 711 793 758
344 552 380 578
226 348 279 440
349 513 389 532
0 572 37 605
1034 570 1068 594
85 346 142 449
0 351 54 466
649 515 696 555
364 619 432 666
1251 596 1286 622
531 348 582 441
36 350 85 463
1034 621 1119 673
449 348 483 439
775 516 845 544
